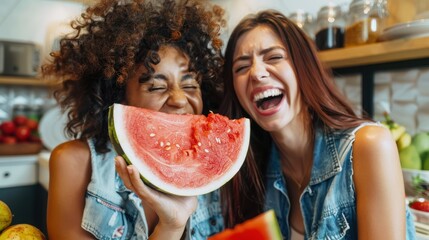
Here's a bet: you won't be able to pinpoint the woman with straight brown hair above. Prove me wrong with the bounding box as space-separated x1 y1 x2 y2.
219 9 416 240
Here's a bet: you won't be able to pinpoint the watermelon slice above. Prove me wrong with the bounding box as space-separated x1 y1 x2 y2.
208 210 283 240
108 103 250 196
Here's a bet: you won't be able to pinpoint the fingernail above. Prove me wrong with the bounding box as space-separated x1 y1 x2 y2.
127 166 133 175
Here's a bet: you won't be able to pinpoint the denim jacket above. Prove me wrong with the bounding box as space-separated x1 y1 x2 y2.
81 139 223 239
264 123 416 240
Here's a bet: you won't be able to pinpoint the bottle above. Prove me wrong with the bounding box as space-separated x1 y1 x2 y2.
344 0 388 47
315 4 345 50
289 10 315 40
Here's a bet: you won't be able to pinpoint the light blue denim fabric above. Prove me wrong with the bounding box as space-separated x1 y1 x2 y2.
264 123 416 240
82 139 148 239
186 190 224 239
81 139 224 239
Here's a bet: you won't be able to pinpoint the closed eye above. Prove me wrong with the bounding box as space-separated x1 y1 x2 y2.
268 55 283 61
148 86 167 91
234 64 250 74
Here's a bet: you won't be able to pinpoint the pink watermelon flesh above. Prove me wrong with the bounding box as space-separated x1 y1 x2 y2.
208 210 283 240
108 103 250 196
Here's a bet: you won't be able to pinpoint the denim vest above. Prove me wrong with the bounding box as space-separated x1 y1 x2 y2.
81 139 223 239
264 123 416 240
81 139 150 239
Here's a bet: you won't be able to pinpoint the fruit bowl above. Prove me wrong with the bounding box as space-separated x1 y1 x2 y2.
411 208 429 225
407 197 429 225
402 168 429 197
0 142 44 155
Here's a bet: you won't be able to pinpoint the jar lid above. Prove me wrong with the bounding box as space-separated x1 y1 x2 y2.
289 10 313 25
317 5 342 19
349 0 374 12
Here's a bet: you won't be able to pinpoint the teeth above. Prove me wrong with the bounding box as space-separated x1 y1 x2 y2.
253 89 282 102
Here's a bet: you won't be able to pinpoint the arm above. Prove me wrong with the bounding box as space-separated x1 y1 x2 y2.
353 125 407 240
115 156 197 240
47 140 94 240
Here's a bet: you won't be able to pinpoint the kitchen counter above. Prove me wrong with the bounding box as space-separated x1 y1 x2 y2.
38 151 50 191
0 154 38 188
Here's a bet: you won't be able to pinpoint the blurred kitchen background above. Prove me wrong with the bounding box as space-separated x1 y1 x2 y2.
1 0 429 237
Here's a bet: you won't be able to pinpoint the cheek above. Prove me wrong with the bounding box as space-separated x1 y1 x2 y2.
233 79 249 106
188 91 203 114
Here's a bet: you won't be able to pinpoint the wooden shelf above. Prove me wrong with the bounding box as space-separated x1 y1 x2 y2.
2 36 429 85
318 36 429 68
0 76 53 87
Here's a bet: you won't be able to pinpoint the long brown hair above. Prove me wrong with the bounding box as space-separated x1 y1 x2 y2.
219 10 368 227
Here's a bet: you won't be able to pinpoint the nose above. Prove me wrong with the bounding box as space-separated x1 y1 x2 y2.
167 87 187 108
250 60 269 81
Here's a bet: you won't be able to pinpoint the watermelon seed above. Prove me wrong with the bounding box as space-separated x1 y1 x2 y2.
227 128 231 133
166 142 171 146
204 149 209 153
160 141 164 147
149 133 155 137
198 142 202 147
176 144 180 148
215 137 221 144
165 146 171 151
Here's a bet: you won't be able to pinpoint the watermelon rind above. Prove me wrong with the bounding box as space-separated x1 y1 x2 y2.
208 209 283 240
108 106 164 192
265 210 283 240
108 103 250 196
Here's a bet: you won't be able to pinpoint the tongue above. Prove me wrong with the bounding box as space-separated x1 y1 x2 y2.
259 96 282 110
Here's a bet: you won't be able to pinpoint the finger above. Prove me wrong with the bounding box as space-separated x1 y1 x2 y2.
115 156 134 191
127 165 162 205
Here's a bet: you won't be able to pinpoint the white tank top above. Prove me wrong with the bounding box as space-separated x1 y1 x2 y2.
291 227 304 240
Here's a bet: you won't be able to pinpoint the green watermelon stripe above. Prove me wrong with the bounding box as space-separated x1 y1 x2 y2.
108 106 163 192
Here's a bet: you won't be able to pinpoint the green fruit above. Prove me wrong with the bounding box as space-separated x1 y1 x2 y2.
412 132 429 155
399 145 422 170
397 132 412 150
0 200 12 232
422 151 429 170
390 124 406 141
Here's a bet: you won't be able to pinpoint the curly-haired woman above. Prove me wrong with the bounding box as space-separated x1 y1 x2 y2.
42 0 225 239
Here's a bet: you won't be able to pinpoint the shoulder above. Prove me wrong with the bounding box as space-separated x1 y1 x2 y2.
353 124 393 154
352 124 400 176
49 139 91 176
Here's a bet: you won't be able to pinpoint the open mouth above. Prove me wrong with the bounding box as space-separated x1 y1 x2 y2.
253 89 284 111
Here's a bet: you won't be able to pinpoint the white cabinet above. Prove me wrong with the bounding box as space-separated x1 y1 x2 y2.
0 155 38 188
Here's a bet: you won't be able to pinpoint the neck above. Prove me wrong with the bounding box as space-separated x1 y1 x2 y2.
271 112 314 189
271 111 313 161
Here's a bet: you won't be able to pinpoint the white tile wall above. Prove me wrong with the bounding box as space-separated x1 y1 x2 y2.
336 67 429 135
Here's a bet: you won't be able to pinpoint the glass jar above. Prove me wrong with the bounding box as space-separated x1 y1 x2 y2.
344 0 388 47
315 4 345 50
289 10 315 40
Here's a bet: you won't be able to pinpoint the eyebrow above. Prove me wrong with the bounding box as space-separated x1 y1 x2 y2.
233 46 286 65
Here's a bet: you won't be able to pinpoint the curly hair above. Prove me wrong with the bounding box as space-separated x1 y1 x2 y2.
42 0 225 153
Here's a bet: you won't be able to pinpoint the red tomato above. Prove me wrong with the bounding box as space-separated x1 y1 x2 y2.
13 115 28 126
410 200 429 212
26 119 39 131
2 136 17 144
29 135 42 143
0 121 16 136
15 126 31 142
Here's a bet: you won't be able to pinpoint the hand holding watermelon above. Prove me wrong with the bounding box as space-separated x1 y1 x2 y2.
108 104 250 196
115 156 197 238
